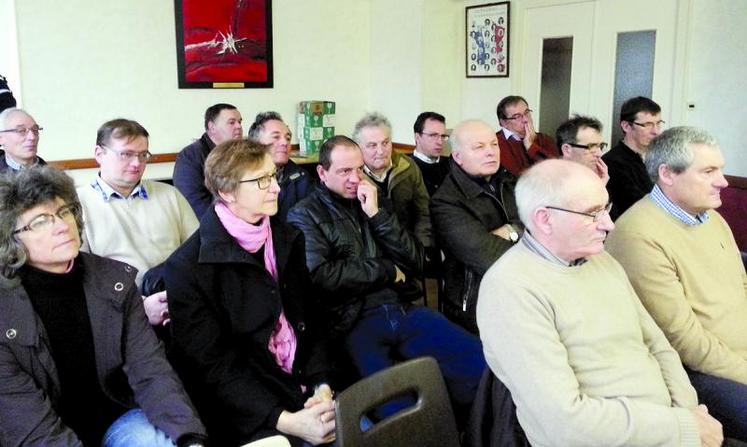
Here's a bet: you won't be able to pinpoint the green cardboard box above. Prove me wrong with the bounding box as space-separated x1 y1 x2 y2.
297 101 335 156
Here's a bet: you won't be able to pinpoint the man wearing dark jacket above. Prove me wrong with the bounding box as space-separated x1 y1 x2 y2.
287 135 485 422
248 111 313 220
431 120 521 334
173 103 243 217
0 108 47 171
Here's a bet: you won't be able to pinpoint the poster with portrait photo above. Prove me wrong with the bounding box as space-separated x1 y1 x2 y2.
466 2 510 78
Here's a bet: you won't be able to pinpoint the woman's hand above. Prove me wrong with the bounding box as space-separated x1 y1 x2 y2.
277 399 336 445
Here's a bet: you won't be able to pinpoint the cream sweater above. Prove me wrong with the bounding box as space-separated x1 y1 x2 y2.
477 242 699 447
607 196 747 384
78 179 199 287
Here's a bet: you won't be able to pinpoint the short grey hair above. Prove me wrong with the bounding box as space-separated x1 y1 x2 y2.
0 166 83 285
0 107 32 130
515 160 581 232
352 112 392 144
247 111 284 140
449 119 493 154
645 126 719 183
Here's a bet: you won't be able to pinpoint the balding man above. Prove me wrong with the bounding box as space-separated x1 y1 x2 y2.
478 159 723 447
607 127 747 441
431 119 521 333
0 108 46 171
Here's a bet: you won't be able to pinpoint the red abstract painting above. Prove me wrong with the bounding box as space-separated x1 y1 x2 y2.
175 0 273 88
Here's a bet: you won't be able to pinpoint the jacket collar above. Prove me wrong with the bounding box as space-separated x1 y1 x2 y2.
0 253 129 347
196 207 296 277
448 159 501 199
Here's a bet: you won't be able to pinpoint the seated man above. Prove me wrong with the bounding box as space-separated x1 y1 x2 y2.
603 96 663 220
287 135 485 422
0 108 46 171
247 111 313 220
78 119 198 327
557 114 609 183
478 159 722 447
431 120 521 333
607 126 747 441
495 95 558 176
174 103 243 217
411 111 451 196
354 112 431 249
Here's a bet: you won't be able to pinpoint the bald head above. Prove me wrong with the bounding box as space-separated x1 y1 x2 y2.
517 159 613 261
451 119 500 178
0 108 40 166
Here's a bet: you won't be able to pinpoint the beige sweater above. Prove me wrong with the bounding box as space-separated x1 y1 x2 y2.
78 179 199 287
607 196 747 384
477 242 699 447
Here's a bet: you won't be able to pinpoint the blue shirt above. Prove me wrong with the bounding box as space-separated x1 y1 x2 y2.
90 175 149 201
649 184 709 226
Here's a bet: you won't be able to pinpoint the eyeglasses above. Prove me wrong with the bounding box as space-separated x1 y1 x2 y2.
504 109 532 121
0 126 43 137
101 145 152 162
239 172 277 190
545 202 613 222
567 142 609 153
421 132 450 141
632 120 666 130
13 203 79 235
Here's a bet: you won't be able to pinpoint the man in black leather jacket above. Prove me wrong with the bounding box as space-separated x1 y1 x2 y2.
287 135 485 423
431 120 522 334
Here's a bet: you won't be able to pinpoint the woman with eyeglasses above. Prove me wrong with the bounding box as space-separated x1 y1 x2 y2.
0 166 208 447
165 139 335 447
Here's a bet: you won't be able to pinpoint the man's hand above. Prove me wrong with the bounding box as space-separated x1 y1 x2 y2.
357 181 380 218
523 115 537 149
277 400 336 445
692 405 723 447
394 265 406 283
142 290 169 326
594 158 610 185
491 224 515 241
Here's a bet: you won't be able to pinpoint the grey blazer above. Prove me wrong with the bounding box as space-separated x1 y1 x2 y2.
0 252 205 446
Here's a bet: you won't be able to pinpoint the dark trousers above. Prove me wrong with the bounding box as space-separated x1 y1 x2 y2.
344 303 486 423
687 368 747 442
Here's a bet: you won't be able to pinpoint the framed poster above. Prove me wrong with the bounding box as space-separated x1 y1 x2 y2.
174 0 273 89
466 2 510 78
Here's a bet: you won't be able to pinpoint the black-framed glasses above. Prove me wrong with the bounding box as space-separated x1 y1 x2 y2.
0 126 43 137
632 120 666 130
567 142 609 153
505 109 532 121
100 145 152 162
421 132 449 141
13 202 80 235
545 202 613 222
239 172 277 190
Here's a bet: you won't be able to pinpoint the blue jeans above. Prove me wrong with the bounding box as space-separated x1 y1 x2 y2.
344 304 486 421
687 368 747 442
103 408 176 447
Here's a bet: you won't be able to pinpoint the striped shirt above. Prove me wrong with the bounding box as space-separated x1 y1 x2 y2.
649 184 709 226
90 176 149 201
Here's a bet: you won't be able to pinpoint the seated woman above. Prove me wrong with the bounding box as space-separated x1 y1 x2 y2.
0 166 207 447
165 139 334 447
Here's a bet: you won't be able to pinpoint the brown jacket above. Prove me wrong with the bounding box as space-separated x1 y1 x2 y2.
0 253 205 446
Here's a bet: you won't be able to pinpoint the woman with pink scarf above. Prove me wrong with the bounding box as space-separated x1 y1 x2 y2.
165 139 334 447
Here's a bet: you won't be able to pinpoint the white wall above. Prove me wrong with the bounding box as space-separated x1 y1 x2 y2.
7 0 747 176
682 0 747 177
11 0 370 161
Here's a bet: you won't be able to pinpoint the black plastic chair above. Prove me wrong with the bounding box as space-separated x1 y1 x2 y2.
335 356 460 447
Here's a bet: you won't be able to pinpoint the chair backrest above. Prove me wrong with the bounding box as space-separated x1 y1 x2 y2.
335 356 460 447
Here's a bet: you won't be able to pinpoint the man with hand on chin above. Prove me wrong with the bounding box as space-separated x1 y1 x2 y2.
494 95 559 177
287 135 485 425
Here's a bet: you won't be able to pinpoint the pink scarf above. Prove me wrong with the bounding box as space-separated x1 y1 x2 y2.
215 202 297 374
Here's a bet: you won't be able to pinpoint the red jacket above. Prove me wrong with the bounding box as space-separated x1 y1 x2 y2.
496 130 559 177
